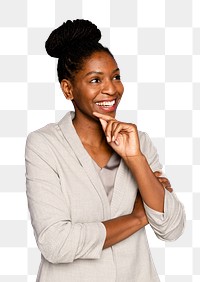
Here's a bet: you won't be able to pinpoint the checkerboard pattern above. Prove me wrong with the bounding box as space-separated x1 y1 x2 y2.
0 0 199 281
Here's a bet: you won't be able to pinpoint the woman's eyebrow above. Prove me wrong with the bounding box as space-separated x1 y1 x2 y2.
84 71 104 77
84 68 120 78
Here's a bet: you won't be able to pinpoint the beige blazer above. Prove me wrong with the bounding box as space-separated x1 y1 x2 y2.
25 111 185 282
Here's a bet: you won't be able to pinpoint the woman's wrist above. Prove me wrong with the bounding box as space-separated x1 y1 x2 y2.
123 153 146 167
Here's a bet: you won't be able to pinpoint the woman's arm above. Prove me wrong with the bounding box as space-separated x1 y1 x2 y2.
103 172 173 248
102 192 148 249
93 112 165 212
124 155 165 212
93 112 186 241
26 131 107 264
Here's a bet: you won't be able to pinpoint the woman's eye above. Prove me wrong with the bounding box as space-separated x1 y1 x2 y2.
114 75 121 80
90 78 100 83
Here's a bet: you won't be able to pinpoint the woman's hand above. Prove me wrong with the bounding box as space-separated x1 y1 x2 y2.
154 171 173 193
93 112 142 158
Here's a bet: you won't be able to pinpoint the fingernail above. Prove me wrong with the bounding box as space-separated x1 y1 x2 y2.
107 136 111 142
114 140 119 145
112 136 115 142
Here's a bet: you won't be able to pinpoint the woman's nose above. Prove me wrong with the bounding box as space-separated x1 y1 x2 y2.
101 79 116 95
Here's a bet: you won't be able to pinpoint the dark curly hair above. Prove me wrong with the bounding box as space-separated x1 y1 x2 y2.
45 19 113 83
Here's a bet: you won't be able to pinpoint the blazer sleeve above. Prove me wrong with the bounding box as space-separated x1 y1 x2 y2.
25 131 106 264
140 132 186 241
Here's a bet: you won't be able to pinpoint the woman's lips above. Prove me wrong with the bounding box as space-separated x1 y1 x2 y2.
95 99 116 107
95 99 118 112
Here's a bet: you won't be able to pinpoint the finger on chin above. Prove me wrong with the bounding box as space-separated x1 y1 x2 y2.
93 112 114 121
99 118 107 131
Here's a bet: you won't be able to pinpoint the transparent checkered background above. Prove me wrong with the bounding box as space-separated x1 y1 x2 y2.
0 0 199 281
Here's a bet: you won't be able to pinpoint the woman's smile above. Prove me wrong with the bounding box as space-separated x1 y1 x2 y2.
95 98 121 113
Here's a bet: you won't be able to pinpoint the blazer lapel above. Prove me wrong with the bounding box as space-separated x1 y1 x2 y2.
110 159 129 216
58 111 111 219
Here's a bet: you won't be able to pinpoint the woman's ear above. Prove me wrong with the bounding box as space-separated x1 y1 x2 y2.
60 79 74 100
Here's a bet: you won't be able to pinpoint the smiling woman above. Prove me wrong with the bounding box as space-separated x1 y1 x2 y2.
25 19 185 282
60 51 123 120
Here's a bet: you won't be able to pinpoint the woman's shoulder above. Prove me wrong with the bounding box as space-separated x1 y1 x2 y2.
27 122 58 142
25 124 59 158
26 111 73 143
138 130 151 145
138 130 157 155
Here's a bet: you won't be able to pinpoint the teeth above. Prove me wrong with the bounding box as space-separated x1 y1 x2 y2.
96 100 115 106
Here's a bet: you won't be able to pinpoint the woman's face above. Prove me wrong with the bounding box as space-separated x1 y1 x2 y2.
70 51 124 120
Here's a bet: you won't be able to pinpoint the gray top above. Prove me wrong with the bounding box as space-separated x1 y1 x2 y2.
92 153 121 204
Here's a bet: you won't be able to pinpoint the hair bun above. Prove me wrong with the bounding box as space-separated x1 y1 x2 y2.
45 19 102 58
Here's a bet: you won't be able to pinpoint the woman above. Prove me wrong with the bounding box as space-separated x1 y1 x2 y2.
25 19 185 282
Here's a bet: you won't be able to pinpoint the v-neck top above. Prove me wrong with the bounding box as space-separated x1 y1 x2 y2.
25 111 185 282
92 153 121 204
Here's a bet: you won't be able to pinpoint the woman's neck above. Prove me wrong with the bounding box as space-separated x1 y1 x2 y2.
72 111 114 167
72 113 106 148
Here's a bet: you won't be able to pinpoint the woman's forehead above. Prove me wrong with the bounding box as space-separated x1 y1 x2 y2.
81 51 118 71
